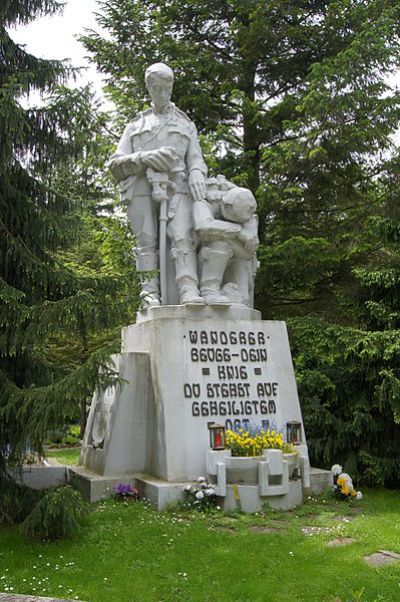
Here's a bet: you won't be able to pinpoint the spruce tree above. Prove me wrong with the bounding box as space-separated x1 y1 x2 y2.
0 3 139 479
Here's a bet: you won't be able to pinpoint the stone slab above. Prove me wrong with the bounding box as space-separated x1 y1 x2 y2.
68 467 137 503
80 352 155 477
309 467 333 494
7 466 67 490
135 304 262 324
135 473 189 510
222 479 303 512
327 537 356 547
364 551 400 567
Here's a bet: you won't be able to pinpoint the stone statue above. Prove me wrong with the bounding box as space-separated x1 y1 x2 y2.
108 62 207 307
193 176 259 306
108 62 258 309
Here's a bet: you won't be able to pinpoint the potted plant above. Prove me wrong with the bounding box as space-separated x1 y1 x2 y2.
224 428 298 484
260 430 298 478
224 429 264 484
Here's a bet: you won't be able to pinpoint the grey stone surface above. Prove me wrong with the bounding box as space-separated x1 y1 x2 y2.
107 62 208 307
7 465 67 490
364 551 400 566
81 310 309 484
326 537 356 547
68 467 137 503
309 466 333 494
107 62 259 309
81 352 154 477
222 479 303 512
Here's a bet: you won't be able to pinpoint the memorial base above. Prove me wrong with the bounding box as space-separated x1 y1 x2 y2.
78 306 315 512
69 466 331 511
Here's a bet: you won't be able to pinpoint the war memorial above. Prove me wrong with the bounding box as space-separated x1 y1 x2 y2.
73 63 331 511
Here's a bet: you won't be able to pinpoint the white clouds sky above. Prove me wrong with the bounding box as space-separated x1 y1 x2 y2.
11 0 105 98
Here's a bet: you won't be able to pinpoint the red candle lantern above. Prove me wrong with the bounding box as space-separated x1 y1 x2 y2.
286 421 302 445
208 423 226 450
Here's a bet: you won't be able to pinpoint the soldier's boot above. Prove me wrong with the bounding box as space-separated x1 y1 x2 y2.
199 247 231 305
136 251 161 308
139 276 161 308
173 248 204 305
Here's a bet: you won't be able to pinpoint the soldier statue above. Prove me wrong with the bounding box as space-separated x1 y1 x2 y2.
108 62 208 307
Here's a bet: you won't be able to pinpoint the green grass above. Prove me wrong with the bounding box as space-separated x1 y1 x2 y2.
0 490 399 601
45 448 80 466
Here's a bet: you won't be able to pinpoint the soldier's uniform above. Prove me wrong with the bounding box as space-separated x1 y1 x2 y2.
108 102 207 305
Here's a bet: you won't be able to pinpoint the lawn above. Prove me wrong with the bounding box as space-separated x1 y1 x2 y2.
0 490 399 602
45 447 80 466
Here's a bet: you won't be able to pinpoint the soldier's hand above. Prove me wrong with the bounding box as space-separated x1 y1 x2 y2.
189 169 206 202
238 230 258 253
141 147 178 172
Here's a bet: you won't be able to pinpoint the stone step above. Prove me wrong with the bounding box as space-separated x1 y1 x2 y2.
309 467 333 495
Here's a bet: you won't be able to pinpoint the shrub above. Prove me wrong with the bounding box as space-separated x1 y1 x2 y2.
0 478 42 526
21 485 87 540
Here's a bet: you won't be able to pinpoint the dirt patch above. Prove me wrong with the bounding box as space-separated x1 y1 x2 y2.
364 550 400 567
250 526 285 534
327 537 356 547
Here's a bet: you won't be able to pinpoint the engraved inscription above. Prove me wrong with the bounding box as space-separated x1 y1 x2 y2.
183 328 279 430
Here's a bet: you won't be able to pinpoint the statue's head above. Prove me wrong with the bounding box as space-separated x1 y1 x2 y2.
145 63 174 111
221 187 257 223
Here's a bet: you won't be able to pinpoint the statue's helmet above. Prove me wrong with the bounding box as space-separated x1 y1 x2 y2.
145 62 174 86
221 187 257 223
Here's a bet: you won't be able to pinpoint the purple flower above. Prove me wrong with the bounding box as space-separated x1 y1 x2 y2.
114 483 139 499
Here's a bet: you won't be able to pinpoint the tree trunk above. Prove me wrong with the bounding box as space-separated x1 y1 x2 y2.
80 398 87 439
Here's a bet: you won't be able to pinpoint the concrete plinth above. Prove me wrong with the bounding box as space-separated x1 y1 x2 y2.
68 467 137 503
81 307 308 482
309 467 333 494
222 479 303 512
8 465 67 490
68 466 308 512
77 307 312 512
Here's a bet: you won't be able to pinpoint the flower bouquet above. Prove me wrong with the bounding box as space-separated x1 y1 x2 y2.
114 482 140 501
331 465 362 501
183 477 217 511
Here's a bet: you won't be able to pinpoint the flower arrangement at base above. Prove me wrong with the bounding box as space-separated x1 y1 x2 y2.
225 428 295 457
331 465 362 501
114 483 140 501
183 477 218 511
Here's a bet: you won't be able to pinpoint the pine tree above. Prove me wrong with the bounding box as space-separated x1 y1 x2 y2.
0 3 139 478
288 154 400 486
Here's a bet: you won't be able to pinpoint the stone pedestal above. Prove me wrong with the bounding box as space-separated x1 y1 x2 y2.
78 305 310 509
